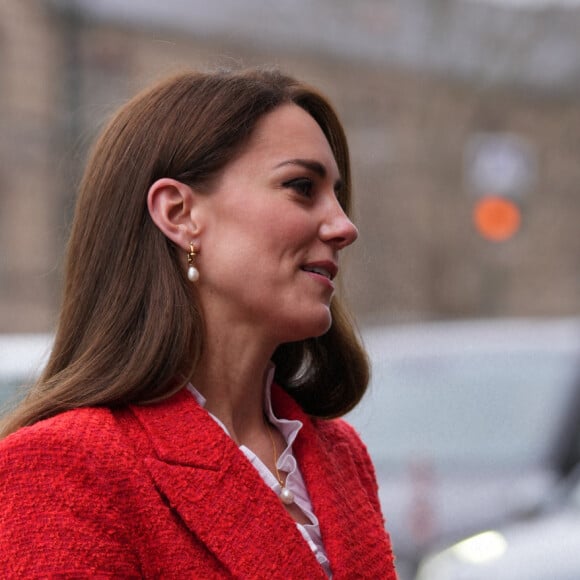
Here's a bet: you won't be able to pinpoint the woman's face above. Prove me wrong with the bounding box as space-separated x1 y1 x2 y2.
195 103 358 345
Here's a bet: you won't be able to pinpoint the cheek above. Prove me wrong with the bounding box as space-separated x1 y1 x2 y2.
233 214 308 256
264 210 316 251
202 196 315 277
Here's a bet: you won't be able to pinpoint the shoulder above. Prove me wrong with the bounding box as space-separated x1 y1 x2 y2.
0 405 141 528
0 408 145 574
0 406 122 459
313 417 383 512
313 416 371 459
314 415 361 440
0 406 135 486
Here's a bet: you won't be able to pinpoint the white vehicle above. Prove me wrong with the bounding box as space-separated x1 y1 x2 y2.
0 334 53 407
415 465 580 580
346 318 580 580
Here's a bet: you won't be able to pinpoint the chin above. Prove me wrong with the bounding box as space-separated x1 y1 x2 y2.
311 315 333 337
283 311 333 342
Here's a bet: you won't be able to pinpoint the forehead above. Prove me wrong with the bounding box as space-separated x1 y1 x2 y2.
239 104 340 177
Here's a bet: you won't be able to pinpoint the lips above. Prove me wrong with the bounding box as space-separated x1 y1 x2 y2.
301 261 338 281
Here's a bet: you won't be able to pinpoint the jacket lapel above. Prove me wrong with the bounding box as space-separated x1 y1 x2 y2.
271 387 393 577
129 389 326 579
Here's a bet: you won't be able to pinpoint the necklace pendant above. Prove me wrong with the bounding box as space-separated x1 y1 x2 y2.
279 486 295 505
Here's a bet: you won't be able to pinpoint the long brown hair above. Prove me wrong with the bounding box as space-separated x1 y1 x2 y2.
1 68 369 437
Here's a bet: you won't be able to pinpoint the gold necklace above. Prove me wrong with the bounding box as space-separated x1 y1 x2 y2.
265 420 295 505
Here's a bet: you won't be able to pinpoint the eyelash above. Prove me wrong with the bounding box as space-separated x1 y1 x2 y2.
284 178 314 198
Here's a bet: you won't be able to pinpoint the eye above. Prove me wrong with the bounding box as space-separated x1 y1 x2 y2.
284 178 314 198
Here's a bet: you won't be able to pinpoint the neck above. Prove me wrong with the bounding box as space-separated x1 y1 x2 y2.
191 330 277 444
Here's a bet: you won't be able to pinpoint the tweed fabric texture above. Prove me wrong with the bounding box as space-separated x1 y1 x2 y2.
0 385 397 578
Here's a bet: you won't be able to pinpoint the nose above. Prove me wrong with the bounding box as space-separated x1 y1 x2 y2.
319 197 359 249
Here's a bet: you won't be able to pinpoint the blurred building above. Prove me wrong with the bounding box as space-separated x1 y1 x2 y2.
1 0 580 332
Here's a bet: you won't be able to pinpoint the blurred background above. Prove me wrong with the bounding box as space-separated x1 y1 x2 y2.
2 1 580 578
2 0 580 331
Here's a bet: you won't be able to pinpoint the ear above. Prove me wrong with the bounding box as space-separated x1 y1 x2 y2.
147 178 202 250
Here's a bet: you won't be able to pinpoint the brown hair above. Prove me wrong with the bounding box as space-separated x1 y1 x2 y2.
1 68 369 437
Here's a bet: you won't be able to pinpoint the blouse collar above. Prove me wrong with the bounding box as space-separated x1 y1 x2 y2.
185 364 303 446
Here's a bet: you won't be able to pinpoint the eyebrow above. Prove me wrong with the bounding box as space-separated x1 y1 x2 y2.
275 158 343 191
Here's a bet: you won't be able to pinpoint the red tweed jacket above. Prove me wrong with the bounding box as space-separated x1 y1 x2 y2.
0 385 396 579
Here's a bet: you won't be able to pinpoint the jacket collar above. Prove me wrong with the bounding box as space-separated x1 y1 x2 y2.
129 385 390 578
130 387 326 578
271 388 392 577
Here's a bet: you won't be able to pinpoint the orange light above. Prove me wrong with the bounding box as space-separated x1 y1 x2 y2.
473 196 521 242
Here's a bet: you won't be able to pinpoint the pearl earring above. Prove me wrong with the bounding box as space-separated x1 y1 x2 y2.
187 242 199 282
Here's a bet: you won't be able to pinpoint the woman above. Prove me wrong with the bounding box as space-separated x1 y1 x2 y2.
0 69 396 578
